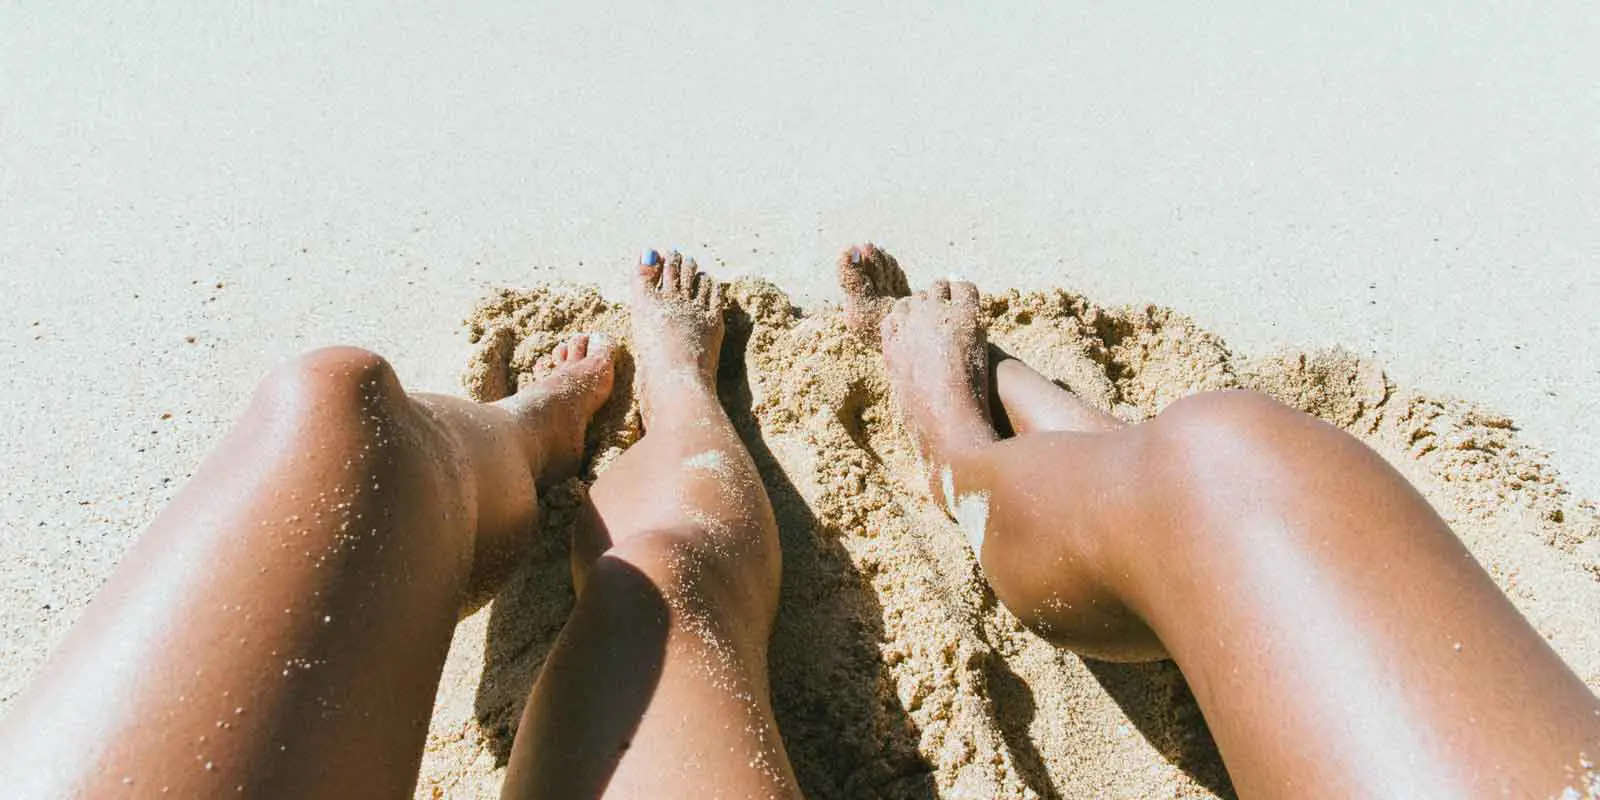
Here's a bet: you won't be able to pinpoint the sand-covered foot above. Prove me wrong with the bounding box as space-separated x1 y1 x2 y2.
495 332 616 488
880 280 999 505
838 242 911 345
630 248 726 426
449 333 614 611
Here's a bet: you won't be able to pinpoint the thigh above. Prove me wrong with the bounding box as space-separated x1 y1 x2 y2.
0 349 478 799
962 390 1600 797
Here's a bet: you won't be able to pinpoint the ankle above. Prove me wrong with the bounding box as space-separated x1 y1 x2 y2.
928 418 1000 465
642 378 722 431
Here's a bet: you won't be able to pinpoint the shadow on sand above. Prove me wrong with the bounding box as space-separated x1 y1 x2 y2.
469 299 936 799
1087 659 1236 798
721 301 937 799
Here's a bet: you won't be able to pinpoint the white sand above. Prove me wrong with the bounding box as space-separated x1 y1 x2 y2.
3 3 1599 794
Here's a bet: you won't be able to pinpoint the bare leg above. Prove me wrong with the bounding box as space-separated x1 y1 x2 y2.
501 252 800 799
990 356 1123 434
0 337 614 798
842 246 1600 798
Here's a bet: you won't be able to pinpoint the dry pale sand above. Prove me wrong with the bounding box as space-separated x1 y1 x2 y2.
404 279 1600 799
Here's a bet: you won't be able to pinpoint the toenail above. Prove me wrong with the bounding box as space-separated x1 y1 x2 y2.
641 249 660 266
589 332 610 349
849 246 862 264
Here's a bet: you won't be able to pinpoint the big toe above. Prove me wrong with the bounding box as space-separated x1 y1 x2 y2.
637 248 664 290
581 331 616 363
838 245 870 294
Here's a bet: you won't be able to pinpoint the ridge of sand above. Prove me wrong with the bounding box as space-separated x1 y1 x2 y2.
414 280 1600 800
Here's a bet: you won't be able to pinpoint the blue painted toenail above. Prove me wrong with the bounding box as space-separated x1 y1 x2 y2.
849 247 862 264
641 249 660 266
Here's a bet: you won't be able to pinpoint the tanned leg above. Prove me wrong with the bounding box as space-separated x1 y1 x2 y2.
0 336 614 798
990 357 1123 435
841 245 1600 799
501 251 800 799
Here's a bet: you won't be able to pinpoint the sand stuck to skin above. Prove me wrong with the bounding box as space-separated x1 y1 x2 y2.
415 280 1600 799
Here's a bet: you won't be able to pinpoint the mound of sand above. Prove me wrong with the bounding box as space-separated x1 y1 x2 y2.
413 280 1600 799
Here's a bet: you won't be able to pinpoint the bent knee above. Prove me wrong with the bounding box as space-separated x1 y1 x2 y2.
1147 389 1383 505
1154 390 1318 450
255 346 408 420
1148 389 1357 479
1158 389 1301 435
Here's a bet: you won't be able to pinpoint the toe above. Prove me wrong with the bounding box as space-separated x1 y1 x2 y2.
710 280 726 310
882 253 910 296
637 248 664 289
681 257 701 297
840 244 863 270
553 342 571 363
951 281 980 307
695 273 712 307
662 251 684 293
838 245 870 294
586 332 614 361
891 296 914 315
930 279 952 301
570 333 590 359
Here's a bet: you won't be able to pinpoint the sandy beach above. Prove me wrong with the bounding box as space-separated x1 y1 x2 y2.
3 4 1598 798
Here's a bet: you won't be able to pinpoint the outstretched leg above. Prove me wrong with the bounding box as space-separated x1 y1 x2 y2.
0 337 614 798
842 246 1600 798
501 252 800 799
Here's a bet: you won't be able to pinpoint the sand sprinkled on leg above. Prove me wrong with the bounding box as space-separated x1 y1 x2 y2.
683 449 728 473
952 490 990 561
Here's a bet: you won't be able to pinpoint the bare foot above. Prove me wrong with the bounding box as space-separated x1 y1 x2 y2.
879 280 998 507
838 242 911 344
436 332 615 611
839 244 1117 439
496 332 617 489
630 249 726 426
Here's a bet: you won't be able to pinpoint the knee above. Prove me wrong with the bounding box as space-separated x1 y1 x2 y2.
255 346 408 421
1158 389 1301 438
593 528 780 636
1147 388 1389 516
1148 389 1331 479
